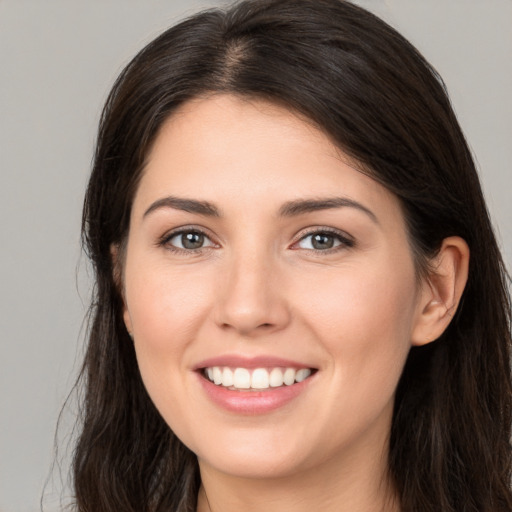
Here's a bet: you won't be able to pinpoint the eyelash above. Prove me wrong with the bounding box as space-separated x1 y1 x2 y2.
158 227 355 255
158 227 216 255
291 227 355 253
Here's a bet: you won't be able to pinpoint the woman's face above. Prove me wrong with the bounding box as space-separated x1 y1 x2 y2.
122 94 425 480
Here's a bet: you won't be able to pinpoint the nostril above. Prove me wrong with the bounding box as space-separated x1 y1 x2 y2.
221 321 274 329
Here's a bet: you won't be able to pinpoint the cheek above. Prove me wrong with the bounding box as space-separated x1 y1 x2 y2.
123 257 216 411
296 255 417 401
124 262 216 439
302 258 415 332
126 260 211 346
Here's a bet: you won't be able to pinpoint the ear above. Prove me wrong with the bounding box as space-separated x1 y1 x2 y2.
411 236 469 346
110 243 133 335
123 306 134 337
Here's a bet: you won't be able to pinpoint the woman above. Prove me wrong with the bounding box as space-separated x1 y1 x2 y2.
74 0 512 510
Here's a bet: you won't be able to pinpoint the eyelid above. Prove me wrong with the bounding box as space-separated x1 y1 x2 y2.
158 225 219 253
157 225 354 254
290 226 355 251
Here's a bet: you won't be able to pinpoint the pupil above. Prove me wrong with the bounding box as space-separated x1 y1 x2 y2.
312 233 334 250
182 232 204 249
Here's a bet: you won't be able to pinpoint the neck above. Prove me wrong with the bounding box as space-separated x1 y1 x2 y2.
196 442 399 512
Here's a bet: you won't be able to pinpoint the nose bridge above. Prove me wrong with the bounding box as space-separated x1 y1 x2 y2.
214 241 289 336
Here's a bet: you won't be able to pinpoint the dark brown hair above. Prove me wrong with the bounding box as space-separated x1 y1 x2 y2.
75 1 512 510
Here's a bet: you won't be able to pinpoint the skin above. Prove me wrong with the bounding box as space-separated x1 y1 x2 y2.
120 94 469 512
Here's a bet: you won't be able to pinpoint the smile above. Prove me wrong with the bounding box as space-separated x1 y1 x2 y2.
203 366 313 391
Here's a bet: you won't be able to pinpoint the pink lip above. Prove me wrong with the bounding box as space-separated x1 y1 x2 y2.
197 373 314 415
194 354 313 370
193 354 317 415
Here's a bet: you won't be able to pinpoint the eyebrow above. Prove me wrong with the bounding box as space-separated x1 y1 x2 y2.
143 196 220 218
143 195 378 224
279 197 378 223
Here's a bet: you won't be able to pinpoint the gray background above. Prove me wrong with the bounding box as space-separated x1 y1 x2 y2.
1 1 510 511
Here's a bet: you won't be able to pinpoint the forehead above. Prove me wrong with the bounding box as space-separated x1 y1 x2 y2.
134 94 402 225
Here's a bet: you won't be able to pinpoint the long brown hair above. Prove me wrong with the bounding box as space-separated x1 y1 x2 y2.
75 1 512 510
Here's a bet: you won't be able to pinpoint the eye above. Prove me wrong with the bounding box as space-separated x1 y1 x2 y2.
295 230 354 251
164 229 215 251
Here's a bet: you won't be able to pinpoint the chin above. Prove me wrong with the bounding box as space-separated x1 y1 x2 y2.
178 421 319 479
198 449 312 480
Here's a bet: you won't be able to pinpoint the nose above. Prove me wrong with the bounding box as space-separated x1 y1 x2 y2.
213 252 291 337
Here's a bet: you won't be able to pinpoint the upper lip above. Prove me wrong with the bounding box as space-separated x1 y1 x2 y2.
193 355 316 370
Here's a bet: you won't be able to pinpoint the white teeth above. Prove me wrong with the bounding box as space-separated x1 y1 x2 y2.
222 367 234 387
233 368 251 389
251 368 269 389
213 367 223 385
295 368 312 382
204 366 313 389
269 368 284 387
283 368 296 386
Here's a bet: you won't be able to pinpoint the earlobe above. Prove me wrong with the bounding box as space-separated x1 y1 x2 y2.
123 308 133 337
411 236 469 346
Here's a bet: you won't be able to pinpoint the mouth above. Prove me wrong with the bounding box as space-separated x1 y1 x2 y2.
201 366 316 391
195 357 318 414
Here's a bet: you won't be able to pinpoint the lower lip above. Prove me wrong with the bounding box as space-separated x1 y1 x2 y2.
197 373 314 415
